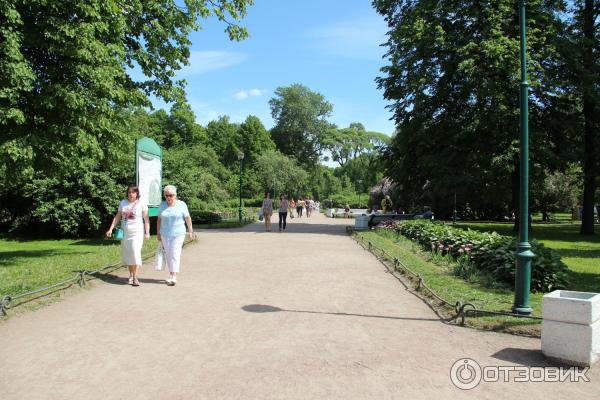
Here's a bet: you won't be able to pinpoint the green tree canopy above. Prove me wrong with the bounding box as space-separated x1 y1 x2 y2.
254 150 308 197
269 83 334 167
0 0 252 235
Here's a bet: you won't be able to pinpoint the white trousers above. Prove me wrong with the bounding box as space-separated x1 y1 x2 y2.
162 235 185 273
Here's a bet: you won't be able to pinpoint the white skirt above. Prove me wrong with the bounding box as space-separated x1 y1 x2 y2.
121 228 144 266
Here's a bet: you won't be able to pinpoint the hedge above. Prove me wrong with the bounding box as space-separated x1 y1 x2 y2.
389 220 570 292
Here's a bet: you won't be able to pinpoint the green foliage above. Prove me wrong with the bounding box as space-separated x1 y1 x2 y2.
269 83 334 167
395 220 570 292
162 144 230 206
254 150 308 196
238 115 276 165
373 0 578 220
188 209 222 224
0 0 252 236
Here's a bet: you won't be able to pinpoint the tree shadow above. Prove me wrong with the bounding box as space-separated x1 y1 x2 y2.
200 219 354 236
69 238 119 246
567 270 600 293
552 249 600 259
0 249 73 268
241 303 441 322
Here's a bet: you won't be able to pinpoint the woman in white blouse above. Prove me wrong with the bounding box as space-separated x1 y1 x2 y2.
106 185 150 286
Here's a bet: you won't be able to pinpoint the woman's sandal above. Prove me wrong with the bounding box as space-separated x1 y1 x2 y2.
128 277 134 285
132 278 140 286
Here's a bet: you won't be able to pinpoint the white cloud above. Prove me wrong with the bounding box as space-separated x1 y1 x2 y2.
305 15 387 60
178 51 246 76
233 88 267 101
234 91 249 100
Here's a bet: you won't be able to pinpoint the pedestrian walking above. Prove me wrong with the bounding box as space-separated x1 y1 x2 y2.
297 198 304 218
278 194 289 232
106 185 150 286
289 198 296 219
262 192 273 231
157 185 194 286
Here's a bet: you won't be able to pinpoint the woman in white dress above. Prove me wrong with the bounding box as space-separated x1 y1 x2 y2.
106 185 150 286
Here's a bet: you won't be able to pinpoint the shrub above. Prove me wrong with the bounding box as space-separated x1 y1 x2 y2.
189 209 222 224
393 220 570 292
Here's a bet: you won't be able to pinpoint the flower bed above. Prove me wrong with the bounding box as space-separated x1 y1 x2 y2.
389 220 569 292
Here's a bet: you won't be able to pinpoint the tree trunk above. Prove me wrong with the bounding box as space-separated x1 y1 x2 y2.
580 0 597 235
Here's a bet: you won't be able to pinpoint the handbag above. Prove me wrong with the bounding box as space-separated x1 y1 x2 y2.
258 209 264 221
155 242 165 271
114 228 124 240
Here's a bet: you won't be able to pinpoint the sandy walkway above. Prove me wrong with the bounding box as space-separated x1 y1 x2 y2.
0 212 597 399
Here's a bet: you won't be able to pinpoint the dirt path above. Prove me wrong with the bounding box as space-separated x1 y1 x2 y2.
1 212 597 399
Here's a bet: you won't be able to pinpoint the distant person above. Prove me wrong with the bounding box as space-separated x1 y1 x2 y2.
278 194 289 232
422 207 434 220
106 185 150 286
262 192 273 231
381 195 393 214
288 198 296 219
344 204 350 218
157 185 194 286
297 198 305 218
307 198 314 217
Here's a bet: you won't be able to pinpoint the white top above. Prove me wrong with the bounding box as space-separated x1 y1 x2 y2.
119 199 148 232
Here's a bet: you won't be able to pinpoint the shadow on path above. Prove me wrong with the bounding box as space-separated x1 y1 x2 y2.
198 219 353 236
490 347 576 368
242 304 440 322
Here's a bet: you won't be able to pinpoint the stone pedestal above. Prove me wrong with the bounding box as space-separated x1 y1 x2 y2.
355 215 369 230
541 290 600 367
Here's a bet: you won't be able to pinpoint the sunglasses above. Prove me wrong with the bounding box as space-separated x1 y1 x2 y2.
165 194 175 197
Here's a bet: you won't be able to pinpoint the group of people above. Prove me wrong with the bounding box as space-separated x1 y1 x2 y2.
106 184 193 287
261 193 319 232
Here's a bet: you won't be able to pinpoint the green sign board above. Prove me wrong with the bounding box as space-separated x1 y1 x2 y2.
136 137 162 217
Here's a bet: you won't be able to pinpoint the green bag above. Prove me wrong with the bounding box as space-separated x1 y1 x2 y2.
114 228 124 240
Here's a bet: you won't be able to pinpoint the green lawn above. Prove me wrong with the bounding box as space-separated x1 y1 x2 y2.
355 230 543 334
454 221 600 293
354 219 599 335
0 237 158 299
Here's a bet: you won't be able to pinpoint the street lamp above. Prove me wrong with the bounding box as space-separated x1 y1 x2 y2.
238 151 245 223
358 179 363 208
513 0 534 315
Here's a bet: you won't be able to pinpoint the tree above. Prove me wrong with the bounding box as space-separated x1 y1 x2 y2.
237 115 275 165
254 150 308 197
572 0 599 234
206 115 240 167
269 83 334 167
373 0 568 220
0 0 252 235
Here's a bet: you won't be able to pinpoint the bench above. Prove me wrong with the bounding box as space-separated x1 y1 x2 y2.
367 213 416 228
327 208 369 218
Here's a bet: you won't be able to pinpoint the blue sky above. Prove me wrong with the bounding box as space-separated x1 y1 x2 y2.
155 0 396 136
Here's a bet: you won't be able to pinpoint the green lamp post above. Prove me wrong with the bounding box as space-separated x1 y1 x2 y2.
513 0 534 315
238 151 245 223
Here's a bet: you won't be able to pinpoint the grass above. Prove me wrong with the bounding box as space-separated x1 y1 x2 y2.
0 216 254 313
355 230 543 335
354 217 599 335
0 236 159 299
454 220 600 293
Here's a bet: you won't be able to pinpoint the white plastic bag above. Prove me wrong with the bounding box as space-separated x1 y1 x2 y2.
155 242 164 271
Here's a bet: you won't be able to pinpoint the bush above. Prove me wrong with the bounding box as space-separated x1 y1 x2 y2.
189 209 222 224
393 220 570 292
